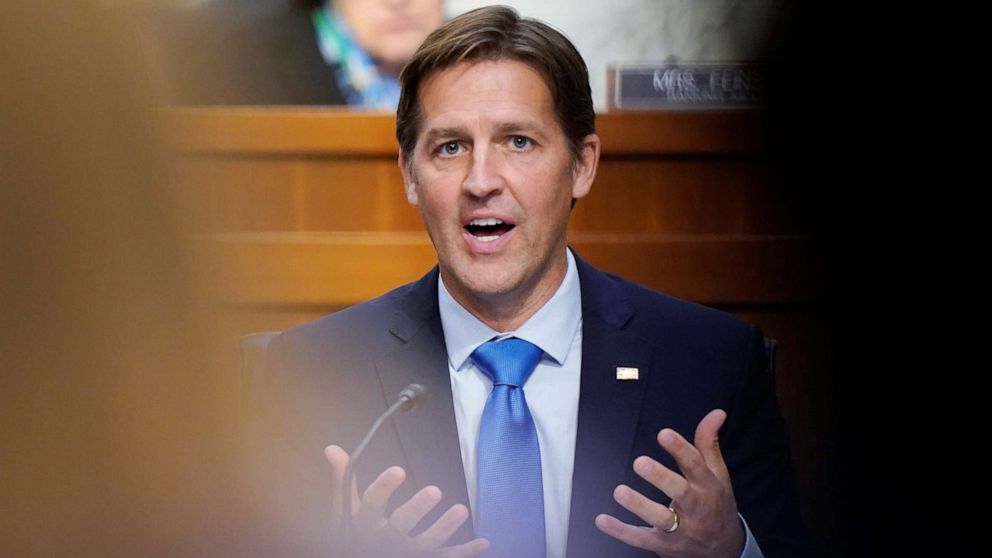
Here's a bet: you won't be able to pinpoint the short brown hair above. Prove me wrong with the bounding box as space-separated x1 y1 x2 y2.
396 5 595 163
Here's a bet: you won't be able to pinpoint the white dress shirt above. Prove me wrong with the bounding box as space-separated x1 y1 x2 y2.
438 248 764 558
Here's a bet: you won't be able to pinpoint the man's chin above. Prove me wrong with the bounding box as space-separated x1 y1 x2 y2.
455 276 518 299
441 264 520 300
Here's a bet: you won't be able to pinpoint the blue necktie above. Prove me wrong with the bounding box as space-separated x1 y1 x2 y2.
471 337 546 558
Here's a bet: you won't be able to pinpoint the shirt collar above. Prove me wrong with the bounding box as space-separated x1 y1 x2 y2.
438 248 582 371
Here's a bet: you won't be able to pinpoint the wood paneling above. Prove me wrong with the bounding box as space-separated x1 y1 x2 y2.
575 157 782 234
163 107 824 313
162 107 399 155
163 108 819 313
194 232 824 308
175 156 417 232
177 155 801 235
162 108 766 155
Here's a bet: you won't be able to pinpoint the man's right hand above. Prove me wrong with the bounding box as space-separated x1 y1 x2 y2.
325 445 490 558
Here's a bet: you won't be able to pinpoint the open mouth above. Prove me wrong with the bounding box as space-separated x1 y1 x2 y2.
464 217 515 242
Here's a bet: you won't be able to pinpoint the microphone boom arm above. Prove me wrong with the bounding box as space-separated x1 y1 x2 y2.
338 384 426 548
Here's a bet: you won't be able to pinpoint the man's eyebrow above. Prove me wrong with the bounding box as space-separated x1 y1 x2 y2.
493 121 543 135
422 127 468 145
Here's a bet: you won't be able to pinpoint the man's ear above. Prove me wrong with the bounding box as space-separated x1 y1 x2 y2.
398 151 418 206
571 133 600 200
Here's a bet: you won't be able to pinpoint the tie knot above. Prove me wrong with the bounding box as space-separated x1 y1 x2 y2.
470 337 543 387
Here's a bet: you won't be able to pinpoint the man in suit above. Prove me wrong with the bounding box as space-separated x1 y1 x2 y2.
265 6 809 558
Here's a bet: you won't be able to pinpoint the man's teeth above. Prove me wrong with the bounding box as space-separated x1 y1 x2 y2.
469 218 504 226
466 217 512 242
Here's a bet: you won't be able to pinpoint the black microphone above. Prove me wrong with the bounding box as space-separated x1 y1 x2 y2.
339 384 428 547
397 383 426 412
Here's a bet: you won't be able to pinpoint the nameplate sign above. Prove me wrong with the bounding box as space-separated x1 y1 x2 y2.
608 63 765 110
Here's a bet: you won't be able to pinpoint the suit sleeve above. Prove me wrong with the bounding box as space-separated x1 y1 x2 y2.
720 325 814 558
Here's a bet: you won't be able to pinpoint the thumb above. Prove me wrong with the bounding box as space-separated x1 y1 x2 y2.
694 409 730 480
325 444 360 516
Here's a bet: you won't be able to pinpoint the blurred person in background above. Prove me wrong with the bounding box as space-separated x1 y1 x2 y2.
1 2 244 555
144 0 444 109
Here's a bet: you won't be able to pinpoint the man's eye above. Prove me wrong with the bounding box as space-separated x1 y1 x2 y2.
510 136 532 149
440 142 461 156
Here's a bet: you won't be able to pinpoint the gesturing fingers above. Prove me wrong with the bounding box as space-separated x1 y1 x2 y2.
388 485 443 535
599 411 744 557
632 455 688 502
656 427 714 487
612 484 679 531
324 446 488 558
413 503 472 549
355 466 406 526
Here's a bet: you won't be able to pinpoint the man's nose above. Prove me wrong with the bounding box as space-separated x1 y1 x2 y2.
462 146 503 200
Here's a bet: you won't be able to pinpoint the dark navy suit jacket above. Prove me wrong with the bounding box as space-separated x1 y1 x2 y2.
264 252 811 557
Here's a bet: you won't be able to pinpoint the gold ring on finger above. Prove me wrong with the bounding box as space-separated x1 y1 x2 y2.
663 505 680 533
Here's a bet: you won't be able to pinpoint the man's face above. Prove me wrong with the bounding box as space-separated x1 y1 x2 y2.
399 60 599 311
335 0 443 74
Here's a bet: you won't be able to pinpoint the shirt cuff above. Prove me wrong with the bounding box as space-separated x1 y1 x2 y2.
738 513 765 558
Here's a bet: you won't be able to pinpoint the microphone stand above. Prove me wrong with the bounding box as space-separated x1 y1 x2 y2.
338 384 425 551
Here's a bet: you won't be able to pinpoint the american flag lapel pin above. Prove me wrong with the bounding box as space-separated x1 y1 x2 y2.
615 366 639 380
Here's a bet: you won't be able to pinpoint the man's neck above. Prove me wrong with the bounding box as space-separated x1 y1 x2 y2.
441 252 569 333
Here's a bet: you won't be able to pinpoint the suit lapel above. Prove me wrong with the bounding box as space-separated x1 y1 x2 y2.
567 254 654 557
374 267 475 542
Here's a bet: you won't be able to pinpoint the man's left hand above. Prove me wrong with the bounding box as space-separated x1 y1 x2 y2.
595 409 745 558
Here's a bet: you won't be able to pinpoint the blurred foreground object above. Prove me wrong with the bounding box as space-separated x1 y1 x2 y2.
1 2 242 555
